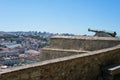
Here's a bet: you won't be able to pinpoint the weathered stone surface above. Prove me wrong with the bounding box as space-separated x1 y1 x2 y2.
40 36 120 61
40 48 87 61
49 36 120 51
0 45 120 80
1 36 120 80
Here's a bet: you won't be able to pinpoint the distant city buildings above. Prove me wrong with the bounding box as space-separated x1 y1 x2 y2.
0 31 75 68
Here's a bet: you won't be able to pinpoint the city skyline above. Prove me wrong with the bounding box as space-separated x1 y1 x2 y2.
0 0 120 36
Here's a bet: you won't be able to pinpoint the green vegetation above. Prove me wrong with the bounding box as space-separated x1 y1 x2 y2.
0 35 19 40
28 35 48 41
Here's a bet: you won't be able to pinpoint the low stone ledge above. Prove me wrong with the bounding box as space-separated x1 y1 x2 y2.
103 64 120 75
41 48 90 53
51 36 120 41
40 48 89 61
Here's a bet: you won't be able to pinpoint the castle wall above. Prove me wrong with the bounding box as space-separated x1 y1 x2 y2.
49 36 120 51
1 45 120 80
40 36 120 61
40 48 87 61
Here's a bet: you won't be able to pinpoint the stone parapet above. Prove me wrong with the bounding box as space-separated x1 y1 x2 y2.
49 36 120 51
40 48 88 61
1 36 120 80
1 45 120 80
40 36 120 61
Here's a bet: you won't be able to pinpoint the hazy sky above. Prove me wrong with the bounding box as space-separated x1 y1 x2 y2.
0 0 120 35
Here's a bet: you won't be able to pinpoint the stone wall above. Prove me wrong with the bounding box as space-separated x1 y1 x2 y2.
40 48 87 61
49 36 120 51
40 36 120 61
1 45 120 80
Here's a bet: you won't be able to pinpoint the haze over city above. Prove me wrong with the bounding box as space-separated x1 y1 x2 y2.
0 0 120 36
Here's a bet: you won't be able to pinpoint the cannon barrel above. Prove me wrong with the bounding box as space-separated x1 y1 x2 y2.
88 28 117 37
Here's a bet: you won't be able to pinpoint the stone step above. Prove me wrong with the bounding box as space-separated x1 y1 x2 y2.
103 64 120 75
102 64 120 80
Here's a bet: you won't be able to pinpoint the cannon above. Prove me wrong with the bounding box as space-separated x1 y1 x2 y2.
88 28 117 37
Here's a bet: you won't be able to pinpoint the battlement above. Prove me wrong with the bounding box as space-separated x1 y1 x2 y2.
40 36 120 61
1 36 120 80
49 36 120 51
